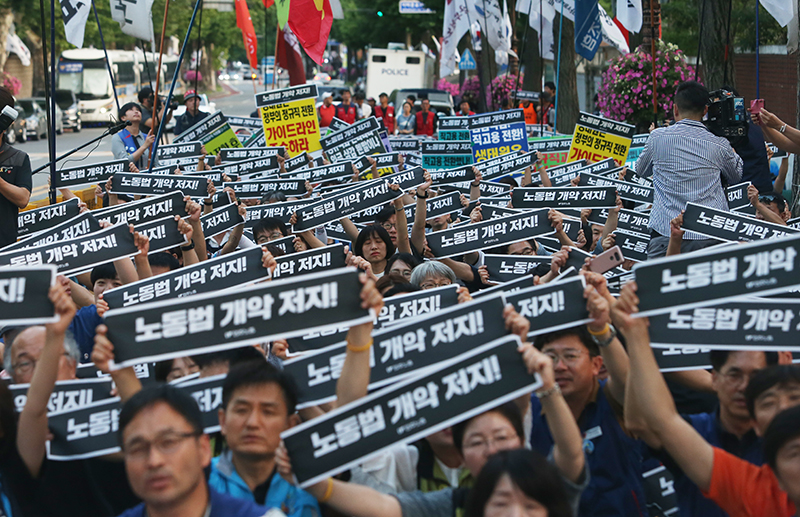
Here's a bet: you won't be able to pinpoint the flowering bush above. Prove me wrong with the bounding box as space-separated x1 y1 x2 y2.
597 40 696 130
2 74 21 96
460 76 486 107
435 78 460 99
184 70 202 84
489 74 521 110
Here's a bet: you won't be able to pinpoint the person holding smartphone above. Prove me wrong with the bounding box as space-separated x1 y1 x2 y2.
0 87 31 248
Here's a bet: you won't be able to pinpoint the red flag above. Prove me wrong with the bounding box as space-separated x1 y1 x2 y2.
287 0 332 64
277 25 306 85
235 0 259 70
263 0 274 7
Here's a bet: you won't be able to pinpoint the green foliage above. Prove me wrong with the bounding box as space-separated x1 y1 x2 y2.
331 0 443 49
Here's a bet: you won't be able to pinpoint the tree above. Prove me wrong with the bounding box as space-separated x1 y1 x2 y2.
554 13 578 133
331 0 443 51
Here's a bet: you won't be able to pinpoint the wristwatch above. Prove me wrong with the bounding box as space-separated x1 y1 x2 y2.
416 190 429 199
181 240 196 252
589 324 617 348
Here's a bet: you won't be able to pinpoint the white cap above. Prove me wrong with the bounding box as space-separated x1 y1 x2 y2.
322 92 333 100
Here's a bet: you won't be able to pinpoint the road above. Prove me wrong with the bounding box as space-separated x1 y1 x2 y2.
25 79 262 201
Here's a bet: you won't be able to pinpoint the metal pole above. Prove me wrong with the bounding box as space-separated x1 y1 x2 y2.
147 0 172 168
48 0 57 204
195 0 203 93
650 0 658 124
755 0 760 98
553 0 564 131
91 0 120 113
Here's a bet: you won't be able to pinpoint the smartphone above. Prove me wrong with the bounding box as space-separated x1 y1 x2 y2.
588 245 624 274
750 99 765 115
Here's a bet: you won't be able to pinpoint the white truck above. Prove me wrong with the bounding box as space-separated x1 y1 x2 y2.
365 48 434 100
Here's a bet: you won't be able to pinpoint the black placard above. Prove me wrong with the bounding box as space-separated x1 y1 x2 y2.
173 374 225 433
578 172 654 204
214 155 279 178
293 181 403 232
633 233 800 317
76 362 156 385
380 166 426 191
135 215 189 253
476 151 538 181
426 209 555 258
263 235 296 255
402 192 462 225
244 199 313 227
281 335 541 487
219 147 284 162
503 276 592 337
653 346 712 372
0 266 56 325
726 182 753 211
52 159 127 189
103 246 269 309
545 160 588 187
354 153 401 174
576 112 636 138
615 229 650 262
110 173 211 198
327 117 350 132
587 208 650 235
429 165 476 184
300 161 354 183
272 244 346 280
631 134 649 147
286 294 508 408
154 142 202 166
320 117 384 163
200 203 245 237
473 275 535 299
0 224 139 276
483 254 551 282
10 377 113 413
92 191 187 226
105 268 372 369
255 84 318 107
527 137 572 153
17 198 80 238
681 202 799 242
227 116 263 128
224 179 307 199
604 268 636 295
46 397 122 460
441 180 511 199
285 152 311 172
388 138 421 152
473 204 521 221
6 212 101 252
512 186 617 210
244 128 266 148
513 90 540 101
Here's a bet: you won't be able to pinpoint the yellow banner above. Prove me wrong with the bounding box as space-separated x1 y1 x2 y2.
260 97 321 157
567 125 631 166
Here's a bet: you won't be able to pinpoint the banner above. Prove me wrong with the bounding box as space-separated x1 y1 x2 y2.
483 254 551 282
615 229 650 262
17 198 81 239
681 202 799 242
426 209 555 258
654 346 712 372
475 151 538 181
244 199 313 227
286 294 508 408
469 110 530 162
512 186 617 210
281 335 542 487
604 268 636 295
6 212 101 253
105 268 373 369
93 191 187 226
528 136 573 168
219 147 284 162
441 181 511 198
214 155 279 178
52 159 127 189
293 181 403 232
10 377 113 413
173 111 243 156
354 153 400 177
648 299 800 351
503 276 592 336
568 112 635 165
0 224 138 276
319 117 383 162
272 244 346 279
226 116 263 129
473 275 534 298
421 141 474 171
174 374 225 433
0 266 57 325
726 182 753 211
201 203 245 238
223 179 307 199
285 152 311 172
402 192 462 225
135 216 189 254
388 138 421 153
587 207 650 236
110 173 211 198
578 171 654 205
429 164 477 184
438 116 471 141
154 142 202 167
633 233 800 316
298 162 354 183
103 247 270 309
46 397 122 460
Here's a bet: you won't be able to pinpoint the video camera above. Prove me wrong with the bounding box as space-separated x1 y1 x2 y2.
704 89 748 145
155 95 179 111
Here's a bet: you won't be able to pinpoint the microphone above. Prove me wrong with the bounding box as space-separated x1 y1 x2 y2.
108 120 132 134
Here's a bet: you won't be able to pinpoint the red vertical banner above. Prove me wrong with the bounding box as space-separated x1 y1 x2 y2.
235 0 259 70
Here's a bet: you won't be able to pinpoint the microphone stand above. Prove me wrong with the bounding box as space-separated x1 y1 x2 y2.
32 122 131 176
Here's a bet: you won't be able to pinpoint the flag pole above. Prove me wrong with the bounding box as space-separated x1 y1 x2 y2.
41 0 57 205
148 0 171 168
553 0 563 131
649 0 657 125
272 23 280 90
91 0 121 114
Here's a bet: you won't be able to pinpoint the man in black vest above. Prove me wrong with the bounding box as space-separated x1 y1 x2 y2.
0 87 31 247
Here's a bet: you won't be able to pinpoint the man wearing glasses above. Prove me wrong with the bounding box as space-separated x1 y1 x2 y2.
4 325 80 384
117 385 280 517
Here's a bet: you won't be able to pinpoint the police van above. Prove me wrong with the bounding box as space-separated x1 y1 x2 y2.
365 48 434 101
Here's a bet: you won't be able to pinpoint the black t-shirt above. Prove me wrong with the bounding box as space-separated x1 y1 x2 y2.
0 143 32 248
0 445 40 517
732 121 774 193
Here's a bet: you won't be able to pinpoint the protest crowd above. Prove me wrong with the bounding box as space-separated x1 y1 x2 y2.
0 71 800 517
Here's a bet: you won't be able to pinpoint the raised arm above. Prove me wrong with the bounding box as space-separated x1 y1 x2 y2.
392 195 412 255
185 196 209 261
410 170 432 255
92 325 142 402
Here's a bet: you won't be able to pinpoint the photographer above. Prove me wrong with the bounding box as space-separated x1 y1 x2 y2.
137 85 174 133
721 86 773 193
636 80 742 259
174 89 209 137
0 87 31 248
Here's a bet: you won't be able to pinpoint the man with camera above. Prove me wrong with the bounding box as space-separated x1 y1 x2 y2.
636 81 743 259
0 87 31 248
174 90 209 137
137 86 174 133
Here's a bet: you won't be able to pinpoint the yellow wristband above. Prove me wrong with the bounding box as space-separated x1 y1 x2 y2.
347 339 373 353
319 477 334 503
586 323 610 336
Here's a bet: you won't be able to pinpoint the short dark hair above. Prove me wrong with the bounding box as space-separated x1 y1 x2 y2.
385 252 421 274
759 192 788 213
534 326 600 357
498 176 519 188
261 191 287 204
354 92 365 101
745 365 800 419
138 86 154 103
375 206 396 225
763 405 800 473
119 102 141 119
383 283 420 297
379 92 388 99
674 81 709 116
544 81 556 91
118 384 203 443
354 225 395 260
0 382 17 456
465 449 573 517
192 346 266 371
452 402 525 456
91 263 119 287
148 252 181 271
222 359 298 415
253 217 288 239
709 350 778 372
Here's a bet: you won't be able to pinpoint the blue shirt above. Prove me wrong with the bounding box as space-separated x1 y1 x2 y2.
116 487 274 517
529 380 649 517
670 410 763 517
68 305 103 363
209 451 320 517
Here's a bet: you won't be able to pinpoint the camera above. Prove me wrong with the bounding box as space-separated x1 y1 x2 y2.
156 95 179 111
704 89 748 145
0 105 18 134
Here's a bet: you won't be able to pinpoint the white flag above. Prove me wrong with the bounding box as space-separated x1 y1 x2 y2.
788 0 798 54
60 0 91 48
615 0 642 33
110 0 155 43
760 0 794 27
440 0 472 77
599 5 629 53
471 0 516 67
516 0 554 60
6 33 31 67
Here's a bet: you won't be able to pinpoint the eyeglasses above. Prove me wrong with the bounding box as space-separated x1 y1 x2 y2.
544 350 585 365
759 195 782 205
463 433 516 452
510 246 534 256
420 280 452 290
13 353 71 374
381 222 397 231
123 431 200 461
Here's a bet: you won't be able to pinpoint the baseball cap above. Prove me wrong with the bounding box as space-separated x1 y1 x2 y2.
321 92 333 100
183 90 201 102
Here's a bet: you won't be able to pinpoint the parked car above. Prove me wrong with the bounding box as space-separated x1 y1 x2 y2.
6 99 50 144
36 90 80 132
389 89 455 116
166 93 216 132
32 98 64 135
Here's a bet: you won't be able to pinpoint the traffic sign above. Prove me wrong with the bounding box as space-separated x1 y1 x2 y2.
261 56 275 67
459 48 476 70
399 0 435 14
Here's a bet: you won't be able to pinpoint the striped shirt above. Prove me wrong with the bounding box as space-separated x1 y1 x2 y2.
636 119 743 240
